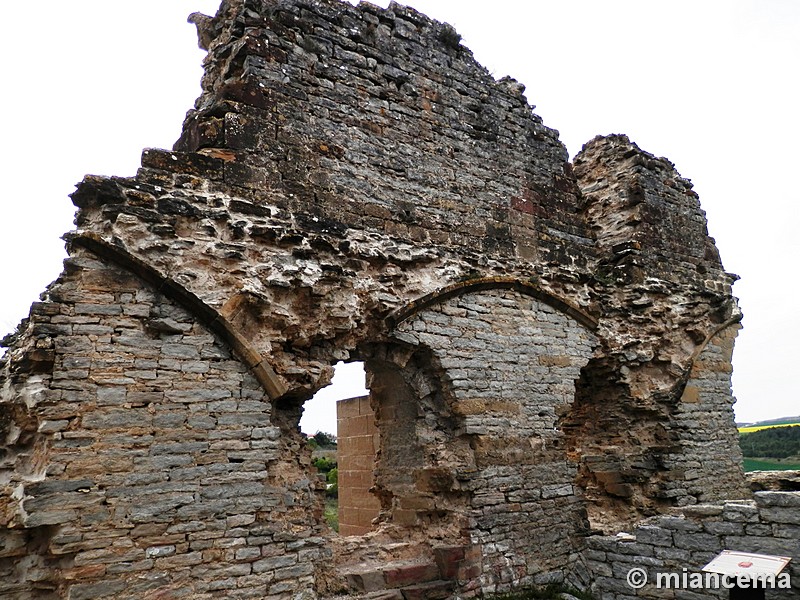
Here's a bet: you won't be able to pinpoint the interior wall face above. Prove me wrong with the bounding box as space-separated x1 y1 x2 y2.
666 324 748 504
390 289 599 589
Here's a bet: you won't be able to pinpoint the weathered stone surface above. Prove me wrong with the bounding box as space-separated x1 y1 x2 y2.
590 497 800 600
0 0 769 598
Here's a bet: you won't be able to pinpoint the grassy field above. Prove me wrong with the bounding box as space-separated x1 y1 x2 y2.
743 458 800 472
738 421 800 434
324 498 339 532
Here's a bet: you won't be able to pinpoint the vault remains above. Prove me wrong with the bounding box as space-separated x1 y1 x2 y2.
2 0 790 598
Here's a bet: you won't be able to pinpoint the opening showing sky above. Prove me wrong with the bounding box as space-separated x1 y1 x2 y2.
1 1 797 425
300 362 368 435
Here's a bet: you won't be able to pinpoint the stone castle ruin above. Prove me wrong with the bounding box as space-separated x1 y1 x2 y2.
1 0 797 598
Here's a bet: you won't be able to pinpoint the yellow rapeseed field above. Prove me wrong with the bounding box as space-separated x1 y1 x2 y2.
738 422 800 434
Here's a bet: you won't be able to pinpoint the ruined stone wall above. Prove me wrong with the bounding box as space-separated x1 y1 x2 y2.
72 0 600 395
586 492 800 599
566 135 744 526
0 250 323 599
0 0 759 597
666 324 747 504
391 289 598 591
62 0 742 517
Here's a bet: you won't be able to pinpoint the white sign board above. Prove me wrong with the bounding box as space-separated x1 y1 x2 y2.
703 551 791 578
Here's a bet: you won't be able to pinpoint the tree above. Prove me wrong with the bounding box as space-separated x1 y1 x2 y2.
739 425 800 459
312 431 337 448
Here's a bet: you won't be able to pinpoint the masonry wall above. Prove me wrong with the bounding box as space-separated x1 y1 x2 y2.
586 492 800 600
666 324 748 504
176 0 593 274
336 395 380 536
565 135 745 527
64 0 746 520
0 251 322 599
389 289 598 593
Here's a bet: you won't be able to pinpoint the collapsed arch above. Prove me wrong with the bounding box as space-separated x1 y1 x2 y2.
563 317 747 531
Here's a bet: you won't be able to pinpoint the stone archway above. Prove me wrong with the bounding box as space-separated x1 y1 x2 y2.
378 285 599 592
318 283 600 596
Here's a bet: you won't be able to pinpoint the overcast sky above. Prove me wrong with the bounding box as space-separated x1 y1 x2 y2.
1 1 797 431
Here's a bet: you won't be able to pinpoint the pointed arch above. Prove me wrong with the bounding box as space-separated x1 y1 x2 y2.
387 276 598 331
69 232 287 399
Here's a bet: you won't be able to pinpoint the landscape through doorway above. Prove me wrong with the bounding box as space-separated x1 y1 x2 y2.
300 361 371 534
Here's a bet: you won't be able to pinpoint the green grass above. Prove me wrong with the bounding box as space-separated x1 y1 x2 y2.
324 498 339 532
743 458 800 472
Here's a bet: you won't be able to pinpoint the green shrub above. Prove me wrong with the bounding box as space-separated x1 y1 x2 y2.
326 467 338 498
438 24 461 50
312 431 337 448
740 425 800 459
324 498 339 532
312 456 337 473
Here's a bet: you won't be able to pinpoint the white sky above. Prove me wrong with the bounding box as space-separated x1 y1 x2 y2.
300 362 368 435
1 1 797 427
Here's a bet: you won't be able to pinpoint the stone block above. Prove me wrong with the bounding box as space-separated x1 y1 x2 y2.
542 484 574 499
672 532 721 552
636 526 674 547
722 503 760 523
754 491 800 508
702 521 743 536
611 542 655 557
67 580 127 600
105 559 154 574
383 562 440 588
758 508 800 525
655 517 703 532
273 562 314 580
433 545 467 579
585 559 613 577
253 555 297 574
26 480 95 496
145 545 176 558
346 569 387 593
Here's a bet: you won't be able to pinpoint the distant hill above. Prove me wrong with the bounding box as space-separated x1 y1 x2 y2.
737 415 800 428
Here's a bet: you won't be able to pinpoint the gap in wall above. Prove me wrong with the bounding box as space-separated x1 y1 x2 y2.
300 361 367 436
300 361 369 534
